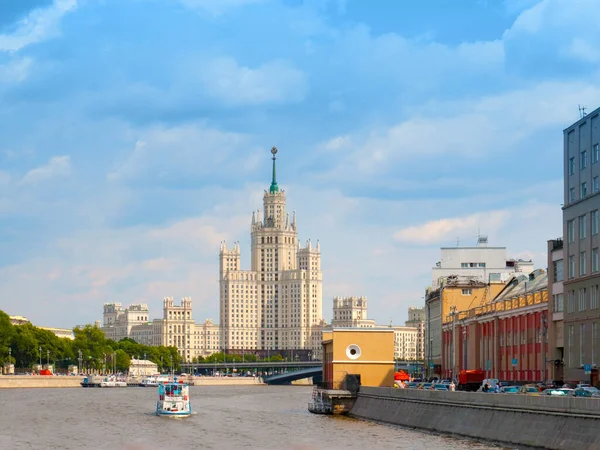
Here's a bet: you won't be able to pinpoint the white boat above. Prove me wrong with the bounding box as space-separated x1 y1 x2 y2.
100 376 127 388
140 375 170 387
156 381 191 417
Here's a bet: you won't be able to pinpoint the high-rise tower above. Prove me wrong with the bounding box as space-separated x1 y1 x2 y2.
219 148 323 359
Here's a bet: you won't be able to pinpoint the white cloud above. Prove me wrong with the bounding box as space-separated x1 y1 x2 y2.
201 57 307 106
0 0 77 52
178 0 267 15
20 155 72 185
312 79 600 179
394 210 511 244
0 57 33 83
108 122 259 182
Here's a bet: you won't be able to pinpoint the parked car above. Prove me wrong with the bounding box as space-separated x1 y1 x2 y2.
500 386 519 393
433 384 449 391
517 385 541 395
541 388 572 396
571 387 599 397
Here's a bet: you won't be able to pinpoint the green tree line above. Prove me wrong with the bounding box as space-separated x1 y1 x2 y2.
0 310 181 373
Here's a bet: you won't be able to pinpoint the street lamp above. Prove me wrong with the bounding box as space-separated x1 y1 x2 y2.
78 349 83 375
39 347 42 367
47 350 50 366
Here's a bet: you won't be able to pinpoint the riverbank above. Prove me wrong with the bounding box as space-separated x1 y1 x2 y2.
0 375 265 388
350 387 600 450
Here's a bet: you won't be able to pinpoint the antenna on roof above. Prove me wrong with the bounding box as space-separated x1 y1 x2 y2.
579 105 587 119
456 237 460 247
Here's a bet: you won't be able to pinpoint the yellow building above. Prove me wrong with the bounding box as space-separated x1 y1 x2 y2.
426 277 505 376
322 328 395 389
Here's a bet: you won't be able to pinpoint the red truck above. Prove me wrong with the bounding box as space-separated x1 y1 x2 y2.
457 370 485 391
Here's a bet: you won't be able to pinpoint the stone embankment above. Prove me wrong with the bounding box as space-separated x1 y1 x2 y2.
0 375 265 388
350 387 600 450
0 375 85 388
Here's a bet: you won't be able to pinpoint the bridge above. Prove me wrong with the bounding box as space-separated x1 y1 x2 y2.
180 361 322 377
263 366 323 385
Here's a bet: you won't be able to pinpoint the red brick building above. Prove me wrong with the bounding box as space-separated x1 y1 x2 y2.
442 269 549 383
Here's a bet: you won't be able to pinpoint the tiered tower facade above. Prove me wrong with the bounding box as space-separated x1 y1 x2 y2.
219 148 323 358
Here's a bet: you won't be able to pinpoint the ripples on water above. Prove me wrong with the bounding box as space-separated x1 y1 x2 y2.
0 385 520 450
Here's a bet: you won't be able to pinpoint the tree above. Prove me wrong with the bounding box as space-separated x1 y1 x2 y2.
0 311 15 365
115 349 131 373
12 326 39 368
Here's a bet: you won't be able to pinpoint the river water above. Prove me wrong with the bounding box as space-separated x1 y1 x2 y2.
0 385 518 450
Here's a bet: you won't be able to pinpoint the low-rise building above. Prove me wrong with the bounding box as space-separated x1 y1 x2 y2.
322 327 395 389
441 269 549 383
129 358 158 377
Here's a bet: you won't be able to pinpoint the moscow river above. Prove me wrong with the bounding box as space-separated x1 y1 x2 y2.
0 385 518 450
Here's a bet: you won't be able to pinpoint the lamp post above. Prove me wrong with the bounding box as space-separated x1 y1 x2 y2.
47 350 50 366
78 350 82 375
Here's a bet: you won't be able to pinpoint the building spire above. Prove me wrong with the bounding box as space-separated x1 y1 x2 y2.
269 146 279 193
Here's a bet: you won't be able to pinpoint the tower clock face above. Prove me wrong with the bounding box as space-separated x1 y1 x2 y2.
271 147 277 155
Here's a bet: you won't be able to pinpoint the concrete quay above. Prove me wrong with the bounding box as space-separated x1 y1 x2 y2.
0 375 265 388
350 387 600 450
0 375 85 389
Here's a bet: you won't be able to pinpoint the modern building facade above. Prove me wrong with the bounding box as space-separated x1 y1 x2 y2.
441 270 549 383
219 148 324 360
562 108 600 384
331 296 376 328
431 236 534 289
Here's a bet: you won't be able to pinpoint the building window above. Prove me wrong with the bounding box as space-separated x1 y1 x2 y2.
568 325 574 368
569 255 575 279
581 150 587 170
594 143 599 164
553 294 564 313
569 187 576 202
568 220 575 243
593 210 599 235
579 288 587 312
461 288 472 295
580 215 587 239
580 251 587 276
581 182 588 198
569 157 575 175
553 259 564 282
594 176 599 193
593 248 599 273
568 290 575 313
580 324 586 367
461 263 468 268
591 285 599 310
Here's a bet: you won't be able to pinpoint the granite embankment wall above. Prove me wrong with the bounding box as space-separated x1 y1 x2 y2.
350 387 600 450
0 376 85 388
0 375 265 388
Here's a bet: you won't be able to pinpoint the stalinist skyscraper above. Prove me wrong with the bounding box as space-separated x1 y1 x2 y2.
219 147 323 359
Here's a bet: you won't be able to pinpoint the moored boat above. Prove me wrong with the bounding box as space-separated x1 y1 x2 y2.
140 375 170 387
156 381 191 417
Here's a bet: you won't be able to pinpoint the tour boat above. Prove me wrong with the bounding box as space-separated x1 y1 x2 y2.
140 375 169 387
156 381 191 417
100 376 127 388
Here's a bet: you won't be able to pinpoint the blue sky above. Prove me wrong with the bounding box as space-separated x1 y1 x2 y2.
1 0 599 329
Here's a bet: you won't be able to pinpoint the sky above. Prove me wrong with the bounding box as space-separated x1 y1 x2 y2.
1 0 599 329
